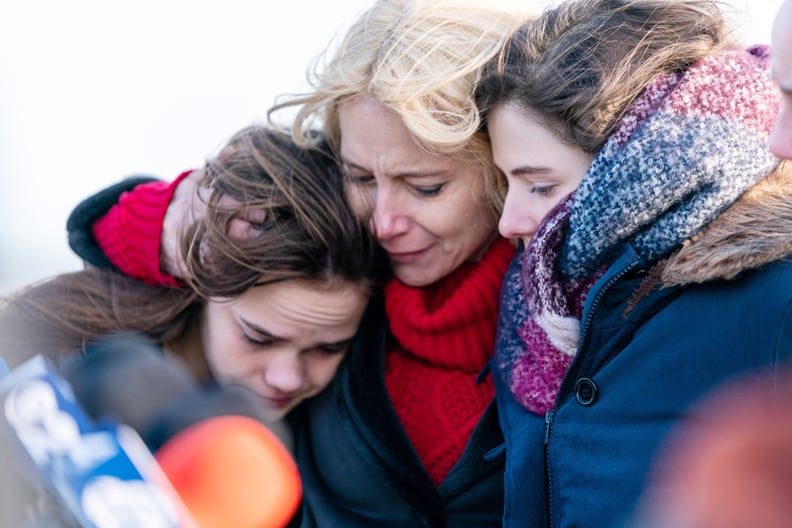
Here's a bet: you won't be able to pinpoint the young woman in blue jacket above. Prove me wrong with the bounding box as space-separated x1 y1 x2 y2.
475 0 792 526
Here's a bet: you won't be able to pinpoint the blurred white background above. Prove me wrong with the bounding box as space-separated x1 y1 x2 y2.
0 0 783 293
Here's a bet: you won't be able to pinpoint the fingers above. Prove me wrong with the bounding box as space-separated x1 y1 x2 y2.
227 218 264 240
216 195 266 241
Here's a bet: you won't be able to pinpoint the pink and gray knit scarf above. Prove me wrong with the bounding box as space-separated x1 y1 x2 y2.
495 46 780 415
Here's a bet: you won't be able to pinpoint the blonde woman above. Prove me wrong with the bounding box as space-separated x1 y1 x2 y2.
66 1 533 525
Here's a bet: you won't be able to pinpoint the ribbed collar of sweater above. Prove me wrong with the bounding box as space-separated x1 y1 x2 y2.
384 237 515 372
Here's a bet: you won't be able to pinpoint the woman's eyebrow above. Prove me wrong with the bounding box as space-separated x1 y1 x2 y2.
240 317 280 340
509 165 552 177
241 317 355 348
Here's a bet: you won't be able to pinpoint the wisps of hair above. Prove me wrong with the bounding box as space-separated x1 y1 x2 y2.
477 0 734 152
182 126 388 298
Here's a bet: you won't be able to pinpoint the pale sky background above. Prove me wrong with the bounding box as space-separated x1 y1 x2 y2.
0 0 784 293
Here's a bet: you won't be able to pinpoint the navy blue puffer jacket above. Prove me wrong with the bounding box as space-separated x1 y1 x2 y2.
495 173 792 528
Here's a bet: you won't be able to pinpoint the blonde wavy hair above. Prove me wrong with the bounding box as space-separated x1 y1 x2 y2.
270 0 530 209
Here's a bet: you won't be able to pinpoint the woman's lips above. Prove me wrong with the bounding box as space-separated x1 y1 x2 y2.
235 385 295 409
230 383 297 409
386 248 427 264
260 395 294 409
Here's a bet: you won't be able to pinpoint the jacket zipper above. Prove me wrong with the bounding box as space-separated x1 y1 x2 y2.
543 259 641 528
544 409 554 528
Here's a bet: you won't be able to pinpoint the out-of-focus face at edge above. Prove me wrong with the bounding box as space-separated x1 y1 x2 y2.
339 97 497 287
200 278 368 421
770 0 792 159
488 103 593 247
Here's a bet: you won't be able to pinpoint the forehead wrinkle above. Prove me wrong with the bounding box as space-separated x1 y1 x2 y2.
274 300 360 325
236 283 365 337
342 153 454 180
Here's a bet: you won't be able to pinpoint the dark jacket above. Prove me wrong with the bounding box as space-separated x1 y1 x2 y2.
289 298 506 528
495 173 792 528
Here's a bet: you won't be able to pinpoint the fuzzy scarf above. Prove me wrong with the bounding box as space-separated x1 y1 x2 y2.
496 45 781 415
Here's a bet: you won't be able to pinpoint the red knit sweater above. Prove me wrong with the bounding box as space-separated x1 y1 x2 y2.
384 237 515 486
92 170 193 287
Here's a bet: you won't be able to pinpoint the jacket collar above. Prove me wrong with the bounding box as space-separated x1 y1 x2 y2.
661 163 792 287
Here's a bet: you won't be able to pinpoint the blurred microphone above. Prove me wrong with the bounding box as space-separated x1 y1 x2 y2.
0 352 192 528
155 415 302 528
1 336 302 528
59 335 302 528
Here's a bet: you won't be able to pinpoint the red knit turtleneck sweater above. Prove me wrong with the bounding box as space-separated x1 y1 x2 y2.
384 237 515 486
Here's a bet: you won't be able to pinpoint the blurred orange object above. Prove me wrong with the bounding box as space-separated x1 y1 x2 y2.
155 415 302 528
635 370 792 528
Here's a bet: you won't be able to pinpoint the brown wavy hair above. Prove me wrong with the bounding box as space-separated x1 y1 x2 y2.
0 127 387 369
476 0 736 153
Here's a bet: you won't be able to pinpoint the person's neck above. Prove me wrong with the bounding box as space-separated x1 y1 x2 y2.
466 230 501 265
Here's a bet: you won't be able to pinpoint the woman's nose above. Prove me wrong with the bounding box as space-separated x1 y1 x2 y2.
498 193 539 243
371 188 410 240
264 353 304 393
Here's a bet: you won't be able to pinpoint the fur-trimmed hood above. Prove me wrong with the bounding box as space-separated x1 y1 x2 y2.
662 161 792 286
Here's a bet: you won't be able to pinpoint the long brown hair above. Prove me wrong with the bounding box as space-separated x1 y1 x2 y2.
0 127 387 369
476 0 735 153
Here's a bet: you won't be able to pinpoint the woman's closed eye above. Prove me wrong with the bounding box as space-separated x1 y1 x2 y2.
413 183 445 197
314 344 350 355
530 184 555 195
342 164 374 185
347 173 375 186
241 332 276 349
